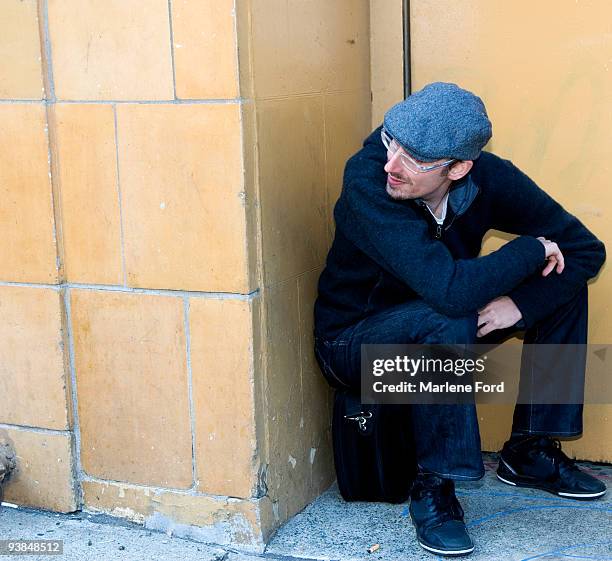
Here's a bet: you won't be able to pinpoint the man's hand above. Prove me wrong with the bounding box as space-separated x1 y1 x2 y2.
477 296 522 337
537 237 565 276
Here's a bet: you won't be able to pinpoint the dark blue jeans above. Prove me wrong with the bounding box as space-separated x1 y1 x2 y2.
314 285 588 480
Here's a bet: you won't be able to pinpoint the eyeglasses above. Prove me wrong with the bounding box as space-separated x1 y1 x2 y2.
381 127 456 174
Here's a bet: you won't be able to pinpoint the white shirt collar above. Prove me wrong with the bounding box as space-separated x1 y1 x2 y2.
422 191 449 225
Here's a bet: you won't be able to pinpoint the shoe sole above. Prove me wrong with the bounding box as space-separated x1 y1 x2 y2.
496 472 607 499
410 514 475 556
417 540 475 556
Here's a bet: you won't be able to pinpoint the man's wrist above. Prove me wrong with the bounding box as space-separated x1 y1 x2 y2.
506 296 526 328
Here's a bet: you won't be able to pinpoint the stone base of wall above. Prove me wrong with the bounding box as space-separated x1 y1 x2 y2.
0 427 77 513
0 426 276 551
82 480 276 553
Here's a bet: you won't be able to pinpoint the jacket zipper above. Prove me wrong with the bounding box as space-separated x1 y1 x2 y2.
418 200 446 239
430 204 464 239
421 182 481 240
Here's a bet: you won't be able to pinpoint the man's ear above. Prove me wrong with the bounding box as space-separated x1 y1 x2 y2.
448 160 473 180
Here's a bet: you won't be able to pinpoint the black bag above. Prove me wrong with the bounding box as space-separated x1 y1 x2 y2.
332 388 417 503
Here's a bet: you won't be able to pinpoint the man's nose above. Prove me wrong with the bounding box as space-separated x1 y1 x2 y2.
384 150 403 174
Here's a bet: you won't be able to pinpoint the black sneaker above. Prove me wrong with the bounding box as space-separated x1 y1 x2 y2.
497 435 607 500
409 472 474 557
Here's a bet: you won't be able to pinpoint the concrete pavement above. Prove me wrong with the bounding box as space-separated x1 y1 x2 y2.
1 454 610 561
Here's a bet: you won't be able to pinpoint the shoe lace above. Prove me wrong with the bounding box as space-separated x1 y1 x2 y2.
539 438 580 473
414 480 463 528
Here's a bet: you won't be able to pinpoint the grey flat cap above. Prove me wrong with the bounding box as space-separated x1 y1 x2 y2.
383 82 492 162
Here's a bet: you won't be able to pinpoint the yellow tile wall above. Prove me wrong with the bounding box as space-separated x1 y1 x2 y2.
0 104 58 283
70 289 193 488
54 104 123 284
243 0 372 527
371 0 612 460
0 0 373 548
0 0 44 99
172 0 239 99
256 96 328 286
262 278 305 523
47 0 174 100
297 270 335 496
189 297 259 498
322 90 373 243
116 103 250 293
0 427 76 512
1 0 264 535
0 286 69 430
411 0 612 460
249 0 369 99
369 0 404 127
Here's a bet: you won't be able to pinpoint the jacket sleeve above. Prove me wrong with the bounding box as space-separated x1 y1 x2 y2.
488 158 606 328
336 127 547 317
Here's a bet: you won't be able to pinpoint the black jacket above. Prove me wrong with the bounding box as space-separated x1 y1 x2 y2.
314 126 606 341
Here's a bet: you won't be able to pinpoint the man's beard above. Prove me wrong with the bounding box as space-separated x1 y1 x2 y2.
386 170 413 197
386 182 414 200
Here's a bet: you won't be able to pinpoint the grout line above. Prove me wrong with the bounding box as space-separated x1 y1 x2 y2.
79 472 254 501
0 280 260 300
112 104 128 287
41 0 56 102
63 287 86 504
0 423 72 436
0 98 244 105
43 103 62 280
231 0 241 96
262 267 323 291
167 0 178 100
235 19 274 493
321 90 331 246
0 90 368 105
68 284 261 300
295 277 309 488
0 281 66 291
0 99 44 104
39 0 63 281
183 297 199 489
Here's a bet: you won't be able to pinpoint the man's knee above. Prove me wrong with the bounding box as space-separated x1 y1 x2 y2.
391 300 478 344
426 311 479 344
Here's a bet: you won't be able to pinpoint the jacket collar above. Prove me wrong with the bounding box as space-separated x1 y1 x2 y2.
412 173 480 217
447 174 480 217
